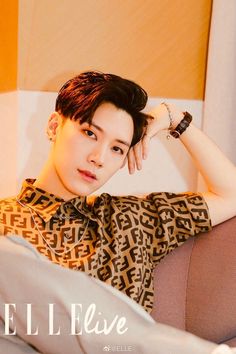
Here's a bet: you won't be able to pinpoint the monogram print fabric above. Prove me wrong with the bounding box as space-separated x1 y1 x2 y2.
0 179 212 313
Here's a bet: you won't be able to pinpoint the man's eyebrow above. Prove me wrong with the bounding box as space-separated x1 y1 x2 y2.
89 122 131 147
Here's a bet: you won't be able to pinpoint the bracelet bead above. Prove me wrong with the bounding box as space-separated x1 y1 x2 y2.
161 102 174 138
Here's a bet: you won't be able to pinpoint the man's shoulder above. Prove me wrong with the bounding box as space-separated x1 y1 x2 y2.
94 192 151 212
94 191 196 213
95 192 144 203
0 196 18 212
97 192 169 204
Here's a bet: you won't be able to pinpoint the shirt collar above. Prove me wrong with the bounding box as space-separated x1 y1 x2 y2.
16 179 96 223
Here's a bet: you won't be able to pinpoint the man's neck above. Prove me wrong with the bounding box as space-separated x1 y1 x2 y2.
34 159 77 201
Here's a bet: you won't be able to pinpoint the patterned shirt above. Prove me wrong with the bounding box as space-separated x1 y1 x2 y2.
0 179 212 313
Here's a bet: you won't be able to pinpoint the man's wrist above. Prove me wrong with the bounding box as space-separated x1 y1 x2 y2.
169 111 193 138
161 102 186 137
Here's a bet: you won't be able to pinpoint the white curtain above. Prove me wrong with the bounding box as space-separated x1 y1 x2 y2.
203 0 236 164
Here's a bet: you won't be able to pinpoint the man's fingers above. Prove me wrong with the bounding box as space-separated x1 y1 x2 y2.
128 148 136 174
128 135 150 174
142 134 150 160
133 142 143 170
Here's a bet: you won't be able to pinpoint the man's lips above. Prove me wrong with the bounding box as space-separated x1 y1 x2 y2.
78 169 97 180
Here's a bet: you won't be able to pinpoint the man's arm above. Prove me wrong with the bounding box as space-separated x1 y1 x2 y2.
179 123 236 226
128 103 236 226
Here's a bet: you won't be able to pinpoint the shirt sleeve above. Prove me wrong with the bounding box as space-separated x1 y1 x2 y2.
144 192 212 266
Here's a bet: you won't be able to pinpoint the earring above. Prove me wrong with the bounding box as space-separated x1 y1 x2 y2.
46 131 53 141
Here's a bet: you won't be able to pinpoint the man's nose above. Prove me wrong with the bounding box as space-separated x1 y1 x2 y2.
88 144 107 168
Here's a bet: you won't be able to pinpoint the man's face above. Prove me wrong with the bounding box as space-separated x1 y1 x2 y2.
49 102 134 199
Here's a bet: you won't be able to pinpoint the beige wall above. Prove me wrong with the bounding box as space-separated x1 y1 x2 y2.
18 0 212 99
0 92 17 195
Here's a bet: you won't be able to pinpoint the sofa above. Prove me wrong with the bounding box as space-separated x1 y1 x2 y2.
151 216 236 347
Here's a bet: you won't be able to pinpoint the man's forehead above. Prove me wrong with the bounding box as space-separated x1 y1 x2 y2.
84 103 134 145
86 121 131 147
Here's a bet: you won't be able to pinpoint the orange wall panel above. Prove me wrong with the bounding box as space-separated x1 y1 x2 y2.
0 0 18 92
18 0 212 99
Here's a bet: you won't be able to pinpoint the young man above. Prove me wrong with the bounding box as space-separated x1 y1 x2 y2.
0 71 236 316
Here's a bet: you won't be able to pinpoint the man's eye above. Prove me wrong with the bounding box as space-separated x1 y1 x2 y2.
83 130 96 139
112 146 124 155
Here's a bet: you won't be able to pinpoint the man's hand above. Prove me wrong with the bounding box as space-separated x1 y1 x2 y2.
127 103 182 174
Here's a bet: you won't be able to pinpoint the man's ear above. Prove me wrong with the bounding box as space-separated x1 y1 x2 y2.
46 112 63 142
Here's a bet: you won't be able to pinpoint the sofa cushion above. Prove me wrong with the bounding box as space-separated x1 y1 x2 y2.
186 216 236 343
151 216 236 345
223 337 236 347
151 238 194 330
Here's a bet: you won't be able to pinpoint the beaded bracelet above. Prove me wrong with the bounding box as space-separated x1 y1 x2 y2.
161 102 174 135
